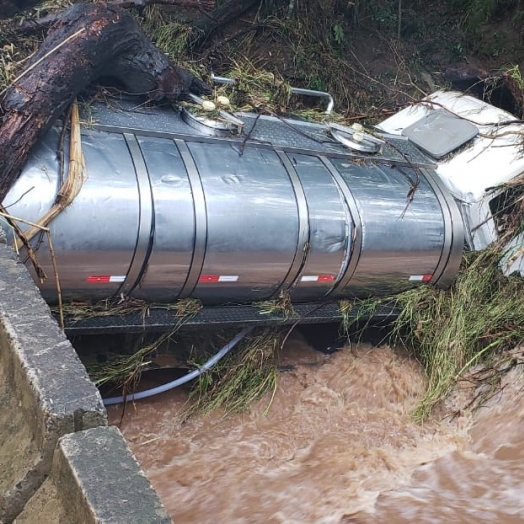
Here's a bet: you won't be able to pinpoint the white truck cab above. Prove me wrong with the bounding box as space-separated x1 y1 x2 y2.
378 91 524 275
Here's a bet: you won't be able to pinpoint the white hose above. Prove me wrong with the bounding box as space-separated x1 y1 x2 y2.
103 326 253 406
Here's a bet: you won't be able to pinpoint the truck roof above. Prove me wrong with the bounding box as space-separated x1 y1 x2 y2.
378 91 524 203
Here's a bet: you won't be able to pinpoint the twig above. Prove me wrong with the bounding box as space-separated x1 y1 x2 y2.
279 302 330 351
287 0 295 18
0 210 50 230
381 139 422 218
397 0 402 41
0 206 47 281
57 104 73 187
46 230 63 330
202 24 264 59
1 186 35 209
238 112 261 155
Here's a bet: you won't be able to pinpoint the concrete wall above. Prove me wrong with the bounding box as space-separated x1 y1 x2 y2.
0 235 172 523
16 427 171 524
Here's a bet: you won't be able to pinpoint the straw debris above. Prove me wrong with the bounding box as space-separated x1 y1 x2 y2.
186 328 282 416
90 328 179 391
384 247 524 421
339 298 382 336
14 98 86 250
258 290 294 319
55 296 203 321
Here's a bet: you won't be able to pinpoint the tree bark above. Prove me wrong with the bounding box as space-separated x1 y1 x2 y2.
0 2 210 203
1 0 215 36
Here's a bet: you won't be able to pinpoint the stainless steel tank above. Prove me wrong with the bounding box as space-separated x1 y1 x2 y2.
1 99 464 305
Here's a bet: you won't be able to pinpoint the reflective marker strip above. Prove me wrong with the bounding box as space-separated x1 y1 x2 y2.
87 275 126 283
301 275 335 282
409 275 432 282
199 275 239 282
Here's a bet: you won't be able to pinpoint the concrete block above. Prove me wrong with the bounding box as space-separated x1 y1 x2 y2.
0 243 106 522
16 426 172 524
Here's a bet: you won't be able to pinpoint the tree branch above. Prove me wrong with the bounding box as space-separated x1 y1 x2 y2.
188 0 261 48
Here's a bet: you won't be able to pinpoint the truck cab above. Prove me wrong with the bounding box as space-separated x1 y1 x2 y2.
377 90 524 275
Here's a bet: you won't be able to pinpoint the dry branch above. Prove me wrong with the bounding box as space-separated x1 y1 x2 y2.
188 0 261 47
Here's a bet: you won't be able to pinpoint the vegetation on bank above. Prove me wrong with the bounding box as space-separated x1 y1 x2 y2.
1 0 524 420
358 249 524 422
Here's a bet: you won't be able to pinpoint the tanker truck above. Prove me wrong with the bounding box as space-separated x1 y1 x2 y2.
1 87 522 334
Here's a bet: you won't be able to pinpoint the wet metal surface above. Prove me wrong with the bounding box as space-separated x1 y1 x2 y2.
4 99 462 307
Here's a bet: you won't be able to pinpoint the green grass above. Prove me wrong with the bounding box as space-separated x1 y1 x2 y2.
186 328 282 416
390 249 524 421
89 328 179 391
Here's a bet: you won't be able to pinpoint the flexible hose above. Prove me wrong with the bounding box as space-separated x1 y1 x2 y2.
103 326 252 406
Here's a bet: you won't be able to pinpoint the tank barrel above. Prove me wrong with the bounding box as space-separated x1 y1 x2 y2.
1 98 464 306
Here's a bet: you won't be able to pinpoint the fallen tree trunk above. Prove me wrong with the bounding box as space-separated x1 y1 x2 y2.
0 2 210 203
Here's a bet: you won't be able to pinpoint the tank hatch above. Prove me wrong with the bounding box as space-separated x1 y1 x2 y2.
181 93 244 137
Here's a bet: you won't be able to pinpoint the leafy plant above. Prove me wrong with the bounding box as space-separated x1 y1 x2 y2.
332 24 345 46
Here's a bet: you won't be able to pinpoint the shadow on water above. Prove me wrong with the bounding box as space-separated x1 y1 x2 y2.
299 319 393 354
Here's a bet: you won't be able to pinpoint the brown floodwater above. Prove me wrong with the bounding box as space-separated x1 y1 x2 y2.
107 332 524 523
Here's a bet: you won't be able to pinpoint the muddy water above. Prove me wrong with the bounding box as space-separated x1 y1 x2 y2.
107 333 524 523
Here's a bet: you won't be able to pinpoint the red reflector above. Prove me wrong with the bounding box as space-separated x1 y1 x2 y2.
199 275 220 282
422 274 432 282
86 275 111 283
318 275 335 282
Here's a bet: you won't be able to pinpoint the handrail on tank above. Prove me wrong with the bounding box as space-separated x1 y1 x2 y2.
210 73 335 115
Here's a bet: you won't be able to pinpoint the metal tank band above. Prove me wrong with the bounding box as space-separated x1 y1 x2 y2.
173 139 208 299
419 167 464 287
273 149 311 294
121 133 155 296
317 156 362 297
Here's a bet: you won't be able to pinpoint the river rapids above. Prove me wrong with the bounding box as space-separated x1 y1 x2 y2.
107 330 524 523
